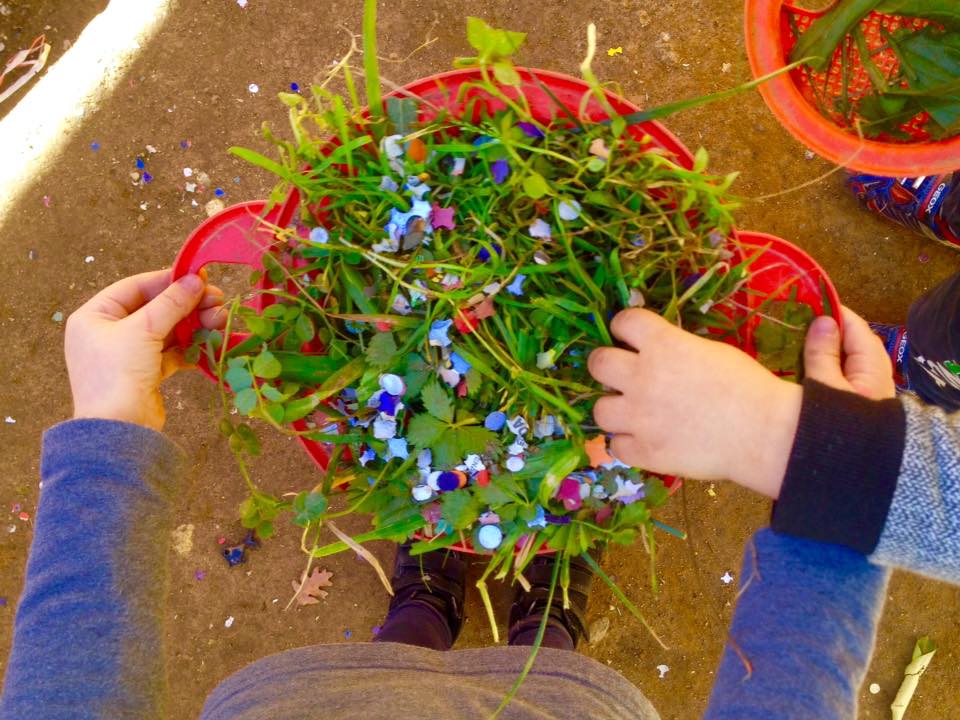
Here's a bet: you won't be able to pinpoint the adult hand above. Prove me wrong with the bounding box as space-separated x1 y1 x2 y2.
588 309 803 498
65 270 225 431
802 305 895 400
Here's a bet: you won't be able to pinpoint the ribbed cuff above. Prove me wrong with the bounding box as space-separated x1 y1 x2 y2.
771 379 906 554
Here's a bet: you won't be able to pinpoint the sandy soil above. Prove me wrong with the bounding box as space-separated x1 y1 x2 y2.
0 1 957 718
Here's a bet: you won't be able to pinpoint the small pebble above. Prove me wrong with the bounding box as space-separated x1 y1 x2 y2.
224 616 235 628
869 683 880 695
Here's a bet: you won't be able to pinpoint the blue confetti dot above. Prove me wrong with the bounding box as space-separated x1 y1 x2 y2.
136 157 145 170
142 172 153 183
344 630 353 639
90 142 100 152
180 140 190 149
290 82 300 92
215 188 225 197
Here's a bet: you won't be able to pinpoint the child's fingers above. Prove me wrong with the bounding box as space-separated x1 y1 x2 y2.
840 305 896 399
587 347 636 390
609 308 665 351
803 315 848 391
592 395 634 434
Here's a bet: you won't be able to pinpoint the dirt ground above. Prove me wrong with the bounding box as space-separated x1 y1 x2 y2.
1 1 957 718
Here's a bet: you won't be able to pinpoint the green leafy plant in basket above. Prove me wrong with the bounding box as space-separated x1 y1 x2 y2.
189 3 817 712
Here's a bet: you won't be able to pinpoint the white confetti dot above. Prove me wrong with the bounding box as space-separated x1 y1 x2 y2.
248 83 259 94
237 0 248 6
84 256 95 263
656 664 669 679
869 683 880 695
4 416 15 424
146 145 158 154
721 571 734 585
505 455 525 472
183 167 193 177
224 616 235 628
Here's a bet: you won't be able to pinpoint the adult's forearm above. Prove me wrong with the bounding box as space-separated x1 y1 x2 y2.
705 529 889 719
0 420 183 720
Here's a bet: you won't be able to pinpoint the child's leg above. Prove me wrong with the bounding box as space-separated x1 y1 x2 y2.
508 554 592 651
374 544 466 651
905 272 960 411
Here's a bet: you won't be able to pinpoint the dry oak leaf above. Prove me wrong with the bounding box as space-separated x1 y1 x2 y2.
292 567 334 606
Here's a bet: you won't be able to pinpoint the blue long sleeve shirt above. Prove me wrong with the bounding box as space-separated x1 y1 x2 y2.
0 419 892 719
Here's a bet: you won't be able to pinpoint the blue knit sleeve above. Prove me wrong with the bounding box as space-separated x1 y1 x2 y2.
705 529 889 720
0 419 184 720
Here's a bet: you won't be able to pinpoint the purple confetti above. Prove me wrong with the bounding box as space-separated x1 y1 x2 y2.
180 140 191 149
344 629 353 640
491 159 510 185
195 570 206 581
478 243 502 261
142 172 153 183
372 625 382 636
918 252 930 264
0 598 7 607
518 121 545 139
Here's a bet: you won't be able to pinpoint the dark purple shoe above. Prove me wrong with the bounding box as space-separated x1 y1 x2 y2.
869 321 911 392
387 544 467 642
508 553 593 648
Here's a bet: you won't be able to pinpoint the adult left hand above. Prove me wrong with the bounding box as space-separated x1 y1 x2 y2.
65 270 225 431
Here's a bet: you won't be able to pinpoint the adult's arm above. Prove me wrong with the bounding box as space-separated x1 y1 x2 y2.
772 381 960 584
0 420 183 719
704 528 889 719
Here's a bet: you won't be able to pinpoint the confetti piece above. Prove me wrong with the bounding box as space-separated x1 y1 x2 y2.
290 82 300 92
656 664 669 679
195 570 206 581
136 157 145 170
42 195 51 207
407 137 427 163
869 683 880 695
183 167 193 177
720 571 734 585
224 616 235 628
51 311 63 323
205 199 225 217
90 142 100 152
142 172 153 183
584 435 614 467
344 629 353 639
180 140 191 149
214 188 225 197
248 83 259 94
84 256 95 263
237 0 248 6
607 46 623 57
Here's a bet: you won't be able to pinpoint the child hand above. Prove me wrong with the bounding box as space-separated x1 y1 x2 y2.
802 305 895 400
588 309 802 498
65 270 225 431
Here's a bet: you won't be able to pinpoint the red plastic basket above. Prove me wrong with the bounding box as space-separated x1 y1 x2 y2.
172 67 840 551
745 0 960 176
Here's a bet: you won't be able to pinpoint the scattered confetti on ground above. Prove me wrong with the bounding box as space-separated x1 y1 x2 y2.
205 199 226 217
656 664 670 679
720 571 734 585
224 616 235 628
